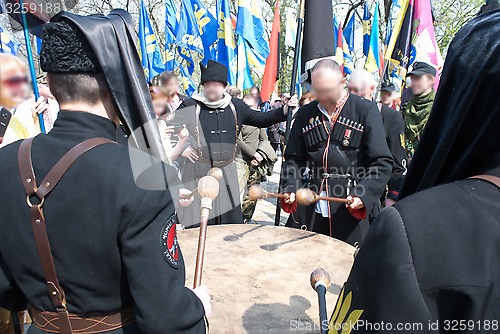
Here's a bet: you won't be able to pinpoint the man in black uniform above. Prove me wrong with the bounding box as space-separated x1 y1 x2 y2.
0 11 209 334
330 9 500 332
174 60 297 226
282 60 392 246
347 69 408 206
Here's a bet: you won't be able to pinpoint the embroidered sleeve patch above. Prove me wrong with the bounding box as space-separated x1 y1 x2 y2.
161 214 179 269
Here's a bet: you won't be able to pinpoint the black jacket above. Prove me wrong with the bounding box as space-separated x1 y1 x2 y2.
282 95 392 244
0 111 206 334
380 104 408 199
175 97 286 162
331 166 500 333
283 96 393 214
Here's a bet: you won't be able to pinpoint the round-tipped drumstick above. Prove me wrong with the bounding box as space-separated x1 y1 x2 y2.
296 188 351 205
193 176 219 288
207 167 223 181
248 185 290 200
180 168 224 199
310 268 332 334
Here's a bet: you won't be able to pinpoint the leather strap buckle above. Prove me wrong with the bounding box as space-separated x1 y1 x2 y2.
26 195 44 208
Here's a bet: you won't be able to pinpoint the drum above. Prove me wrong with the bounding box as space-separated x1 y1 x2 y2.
178 224 355 333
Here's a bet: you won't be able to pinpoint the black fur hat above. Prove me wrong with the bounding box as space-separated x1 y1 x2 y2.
40 19 100 73
200 60 228 86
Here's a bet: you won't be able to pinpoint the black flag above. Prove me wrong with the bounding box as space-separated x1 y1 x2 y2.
300 0 335 83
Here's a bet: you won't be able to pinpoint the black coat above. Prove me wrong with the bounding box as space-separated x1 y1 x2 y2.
282 95 393 245
174 97 286 226
331 166 500 332
0 112 206 334
380 104 408 199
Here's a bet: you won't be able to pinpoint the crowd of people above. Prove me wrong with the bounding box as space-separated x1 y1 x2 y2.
136 60 437 232
0 46 439 238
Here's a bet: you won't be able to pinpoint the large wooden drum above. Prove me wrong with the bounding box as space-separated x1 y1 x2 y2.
178 224 355 333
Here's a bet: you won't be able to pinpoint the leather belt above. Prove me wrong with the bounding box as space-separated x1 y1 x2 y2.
196 153 234 167
29 307 135 334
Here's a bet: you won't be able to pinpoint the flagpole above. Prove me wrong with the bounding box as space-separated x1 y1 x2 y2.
18 0 45 133
274 0 305 226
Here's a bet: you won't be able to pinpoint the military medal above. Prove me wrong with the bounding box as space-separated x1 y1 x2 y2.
343 129 352 147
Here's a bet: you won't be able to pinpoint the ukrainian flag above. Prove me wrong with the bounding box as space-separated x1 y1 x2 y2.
236 0 270 60
216 0 237 86
364 1 380 73
138 0 165 82
0 24 21 55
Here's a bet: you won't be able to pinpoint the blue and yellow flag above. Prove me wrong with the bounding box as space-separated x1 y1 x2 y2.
164 48 178 71
179 65 196 96
165 0 178 46
364 2 380 73
362 2 371 57
385 0 401 46
176 0 217 65
236 0 270 60
191 0 218 64
138 0 165 82
0 24 21 55
176 0 204 58
344 13 355 53
236 35 255 90
216 0 237 86
334 15 354 75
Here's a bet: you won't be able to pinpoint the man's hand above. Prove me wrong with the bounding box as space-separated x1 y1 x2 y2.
31 96 49 119
178 125 189 142
250 159 259 167
253 152 264 163
384 198 396 207
283 95 299 115
181 147 199 163
346 196 365 210
188 285 212 318
178 188 194 207
284 192 295 204
162 125 175 138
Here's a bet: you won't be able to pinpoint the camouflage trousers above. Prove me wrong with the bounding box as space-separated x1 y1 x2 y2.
235 158 263 220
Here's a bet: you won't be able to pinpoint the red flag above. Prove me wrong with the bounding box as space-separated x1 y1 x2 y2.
260 0 280 103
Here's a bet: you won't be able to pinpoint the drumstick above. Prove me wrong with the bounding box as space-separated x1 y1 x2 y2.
193 176 219 288
295 188 351 205
310 268 332 334
180 168 224 199
248 185 289 200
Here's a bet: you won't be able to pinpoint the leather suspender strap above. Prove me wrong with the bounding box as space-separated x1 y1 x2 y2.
18 137 116 334
469 175 500 189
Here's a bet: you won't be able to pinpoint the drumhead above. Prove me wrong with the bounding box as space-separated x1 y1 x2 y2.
179 224 355 333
